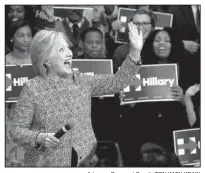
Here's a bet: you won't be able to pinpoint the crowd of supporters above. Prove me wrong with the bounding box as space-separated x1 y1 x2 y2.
5 5 200 167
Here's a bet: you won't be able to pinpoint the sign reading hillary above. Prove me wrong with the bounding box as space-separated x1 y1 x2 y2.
173 128 200 165
121 64 178 105
6 65 36 103
115 7 173 44
6 59 113 102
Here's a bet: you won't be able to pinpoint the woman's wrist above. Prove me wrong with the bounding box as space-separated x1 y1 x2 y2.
128 48 141 62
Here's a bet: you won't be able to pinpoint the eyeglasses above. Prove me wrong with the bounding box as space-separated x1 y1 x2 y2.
133 22 151 28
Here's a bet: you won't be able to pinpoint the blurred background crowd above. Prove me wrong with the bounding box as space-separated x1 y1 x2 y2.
5 5 200 167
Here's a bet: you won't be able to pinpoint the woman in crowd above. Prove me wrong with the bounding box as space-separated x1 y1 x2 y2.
5 5 35 54
9 22 143 167
5 19 33 166
6 19 33 65
119 27 190 166
6 5 34 24
140 27 190 144
113 9 156 72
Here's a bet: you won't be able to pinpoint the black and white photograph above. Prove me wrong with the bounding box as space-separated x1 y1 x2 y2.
4 3 201 172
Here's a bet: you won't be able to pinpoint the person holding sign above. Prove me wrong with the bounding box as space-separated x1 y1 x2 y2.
9 22 143 167
147 28 189 137
119 27 190 166
140 27 191 100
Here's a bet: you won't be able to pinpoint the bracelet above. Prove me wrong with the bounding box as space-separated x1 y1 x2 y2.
128 55 142 65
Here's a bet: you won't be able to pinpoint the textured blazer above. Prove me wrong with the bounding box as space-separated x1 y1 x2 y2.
9 56 140 167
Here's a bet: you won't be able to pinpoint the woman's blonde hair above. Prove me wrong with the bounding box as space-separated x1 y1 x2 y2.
29 30 71 76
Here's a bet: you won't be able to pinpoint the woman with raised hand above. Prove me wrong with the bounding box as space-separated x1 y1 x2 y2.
9 22 143 167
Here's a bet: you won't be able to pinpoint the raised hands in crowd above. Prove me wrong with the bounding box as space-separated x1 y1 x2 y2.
183 40 200 55
184 84 200 127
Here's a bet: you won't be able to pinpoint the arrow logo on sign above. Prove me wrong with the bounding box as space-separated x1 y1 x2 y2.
133 74 141 91
123 74 141 93
6 74 13 91
135 74 141 91
178 138 198 153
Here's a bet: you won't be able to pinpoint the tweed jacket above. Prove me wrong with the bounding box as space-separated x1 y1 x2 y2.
9 56 140 167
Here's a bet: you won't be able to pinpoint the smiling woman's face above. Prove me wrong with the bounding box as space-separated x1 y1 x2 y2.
47 36 73 78
8 5 25 23
153 30 171 60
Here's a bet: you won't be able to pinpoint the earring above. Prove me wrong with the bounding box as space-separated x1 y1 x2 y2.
10 39 13 42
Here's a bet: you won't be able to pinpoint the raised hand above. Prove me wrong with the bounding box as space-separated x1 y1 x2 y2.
92 6 105 21
41 5 55 22
128 22 143 52
185 84 200 97
183 40 200 55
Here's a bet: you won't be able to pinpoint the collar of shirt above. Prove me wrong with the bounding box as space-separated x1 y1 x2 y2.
191 5 200 25
67 17 85 32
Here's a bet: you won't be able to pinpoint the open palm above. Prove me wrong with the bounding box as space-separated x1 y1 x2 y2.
128 22 143 52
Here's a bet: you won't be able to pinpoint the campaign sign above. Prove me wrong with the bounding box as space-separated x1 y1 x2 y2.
173 128 200 165
53 6 93 19
72 59 113 97
72 59 113 75
6 65 36 103
121 64 178 105
115 7 173 44
6 59 113 102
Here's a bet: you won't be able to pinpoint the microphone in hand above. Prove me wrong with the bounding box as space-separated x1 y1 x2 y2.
54 119 76 139
36 118 77 151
